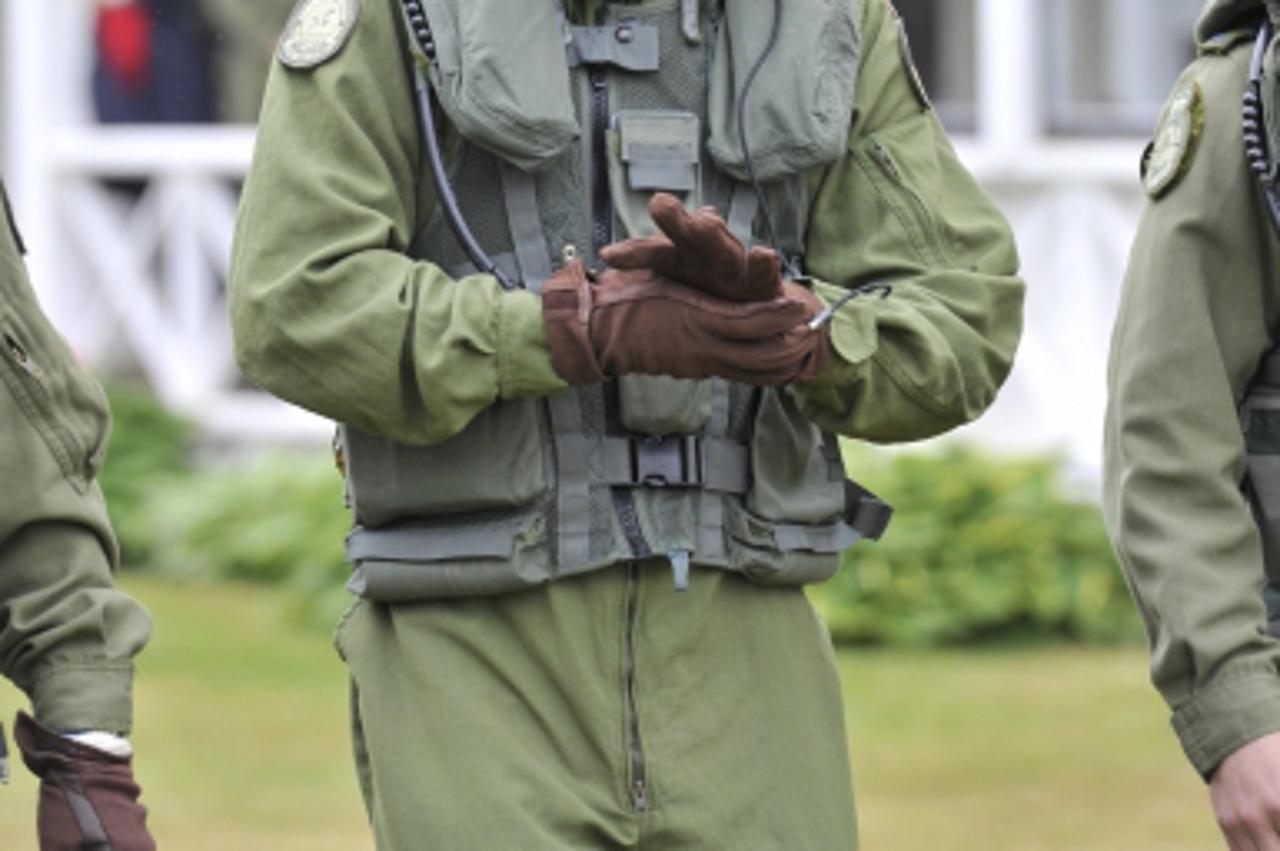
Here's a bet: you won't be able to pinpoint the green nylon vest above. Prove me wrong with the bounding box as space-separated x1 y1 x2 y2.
339 0 881 601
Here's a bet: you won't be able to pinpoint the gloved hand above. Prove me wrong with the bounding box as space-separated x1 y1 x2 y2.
96 1 152 92
14 711 156 851
542 260 827 386
600 192 783 303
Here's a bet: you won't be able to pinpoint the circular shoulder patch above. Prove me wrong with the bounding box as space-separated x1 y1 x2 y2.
277 0 361 70
1142 80 1205 199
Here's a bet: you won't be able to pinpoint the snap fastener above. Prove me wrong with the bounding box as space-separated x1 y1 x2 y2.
615 24 635 44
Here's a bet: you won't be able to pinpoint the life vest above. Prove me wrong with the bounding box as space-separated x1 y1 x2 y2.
340 0 891 600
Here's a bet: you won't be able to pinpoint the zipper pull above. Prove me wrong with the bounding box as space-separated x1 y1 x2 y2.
668 550 691 592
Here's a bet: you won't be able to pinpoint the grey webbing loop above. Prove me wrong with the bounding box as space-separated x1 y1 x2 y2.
0 722 7 785
63 786 112 850
548 392 592 568
699 381 732 559
566 25 660 70
727 183 760 248
499 162 554 291
844 480 893 541
346 519 522 562
681 0 701 43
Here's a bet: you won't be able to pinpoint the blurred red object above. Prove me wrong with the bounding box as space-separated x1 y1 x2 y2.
96 2 152 91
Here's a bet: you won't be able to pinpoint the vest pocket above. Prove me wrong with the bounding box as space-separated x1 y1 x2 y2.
342 397 549 527
0 318 109 491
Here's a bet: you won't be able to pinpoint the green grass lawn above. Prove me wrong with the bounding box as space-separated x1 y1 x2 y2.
0 576 1221 849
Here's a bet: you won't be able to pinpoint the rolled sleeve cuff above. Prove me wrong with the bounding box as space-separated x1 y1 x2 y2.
496 289 569 399
28 662 134 736
1172 671 1280 779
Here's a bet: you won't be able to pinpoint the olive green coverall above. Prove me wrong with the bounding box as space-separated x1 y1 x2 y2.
230 0 1024 847
0 184 151 739
1105 0 1280 780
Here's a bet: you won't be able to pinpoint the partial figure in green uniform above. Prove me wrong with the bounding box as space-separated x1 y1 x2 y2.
230 0 1024 847
1105 1 1280 847
0 183 155 848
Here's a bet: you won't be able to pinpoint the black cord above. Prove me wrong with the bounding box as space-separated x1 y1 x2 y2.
1245 21 1280 234
400 0 516 289
733 0 799 279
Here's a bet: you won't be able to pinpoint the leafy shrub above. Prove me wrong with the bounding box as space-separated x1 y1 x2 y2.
137 453 353 630
808 444 1141 646
99 381 194 565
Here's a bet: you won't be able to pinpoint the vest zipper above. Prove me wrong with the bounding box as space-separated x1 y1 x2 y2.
590 59 654 560
623 560 649 812
590 67 612 260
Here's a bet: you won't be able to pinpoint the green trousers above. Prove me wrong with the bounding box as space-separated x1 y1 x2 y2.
336 559 859 850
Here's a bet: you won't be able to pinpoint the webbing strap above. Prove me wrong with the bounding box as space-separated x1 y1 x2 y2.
727 184 760 248
346 519 522 563
699 380 732 559
548 392 592 568
566 25 660 70
844 480 894 541
499 163 553 291
64 787 111 849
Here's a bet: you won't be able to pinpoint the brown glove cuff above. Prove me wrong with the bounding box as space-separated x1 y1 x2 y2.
542 261 606 385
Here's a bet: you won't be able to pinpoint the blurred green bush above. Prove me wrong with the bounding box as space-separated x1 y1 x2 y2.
808 444 1142 646
99 383 350 629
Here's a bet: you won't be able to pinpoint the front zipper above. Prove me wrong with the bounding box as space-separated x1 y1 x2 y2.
867 140 948 267
623 560 650 812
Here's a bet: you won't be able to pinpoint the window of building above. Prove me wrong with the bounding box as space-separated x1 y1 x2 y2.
893 0 978 133
1045 0 1203 136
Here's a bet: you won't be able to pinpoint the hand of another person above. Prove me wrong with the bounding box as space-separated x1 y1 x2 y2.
600 192 784 303
15 711 156 851
542 260 828 386
1210 732 1280 851
96 1 152 91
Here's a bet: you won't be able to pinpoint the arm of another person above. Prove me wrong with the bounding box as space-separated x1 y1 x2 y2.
228 0 566 447
0 191 150 736
1103 44 1280 783
790 0 1025 443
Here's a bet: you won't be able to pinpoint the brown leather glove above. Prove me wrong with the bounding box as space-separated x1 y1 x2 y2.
599 192 783 302
543 261 827 386
15 711 156 851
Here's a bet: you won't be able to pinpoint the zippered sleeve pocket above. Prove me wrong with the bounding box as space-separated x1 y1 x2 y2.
0 316 110 490
859 135 954 269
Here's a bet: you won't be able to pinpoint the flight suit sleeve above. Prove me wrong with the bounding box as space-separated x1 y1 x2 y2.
791 0 1025 442
0 192 151 735
228 0 566 448
1103 45 1280 778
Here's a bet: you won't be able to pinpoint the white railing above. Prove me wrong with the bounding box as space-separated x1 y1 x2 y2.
4 0 1147 481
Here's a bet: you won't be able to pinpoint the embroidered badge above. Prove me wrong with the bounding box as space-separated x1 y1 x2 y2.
1142 80 1204 199
277 0 360 70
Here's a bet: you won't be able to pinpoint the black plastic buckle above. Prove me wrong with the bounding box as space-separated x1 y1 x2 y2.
629 435 703 488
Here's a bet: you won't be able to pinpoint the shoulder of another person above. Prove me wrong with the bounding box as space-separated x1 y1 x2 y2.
1141 47 1251 201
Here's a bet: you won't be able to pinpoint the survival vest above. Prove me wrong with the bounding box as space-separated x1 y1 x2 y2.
339 0 890 601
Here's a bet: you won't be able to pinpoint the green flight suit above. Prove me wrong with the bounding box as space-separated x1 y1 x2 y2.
230 0 1023 846
1104 1 1280 779
0 184 151 736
